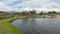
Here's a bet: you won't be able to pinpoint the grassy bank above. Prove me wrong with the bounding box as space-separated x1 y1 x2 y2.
18 15 49 19
0 17 20 34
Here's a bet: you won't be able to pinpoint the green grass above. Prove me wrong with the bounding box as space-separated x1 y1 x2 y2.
19 15 38 19
0 17 20 34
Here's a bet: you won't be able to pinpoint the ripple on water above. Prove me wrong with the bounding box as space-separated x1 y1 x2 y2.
12 18 60 34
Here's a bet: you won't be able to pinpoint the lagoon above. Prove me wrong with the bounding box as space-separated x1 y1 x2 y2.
12 17 60 34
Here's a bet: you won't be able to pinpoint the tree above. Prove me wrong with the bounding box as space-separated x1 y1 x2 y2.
52 11 56 14
48 11 51 15
0 11 3 13
21 11 29 16
39 11 44 15
29 10 36 14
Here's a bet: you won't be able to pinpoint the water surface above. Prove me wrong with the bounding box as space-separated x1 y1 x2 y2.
12 17 60 34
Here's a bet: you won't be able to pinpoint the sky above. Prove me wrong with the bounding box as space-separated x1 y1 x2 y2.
0 0 60 12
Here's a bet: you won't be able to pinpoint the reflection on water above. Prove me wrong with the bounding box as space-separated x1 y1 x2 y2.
12 18 60 34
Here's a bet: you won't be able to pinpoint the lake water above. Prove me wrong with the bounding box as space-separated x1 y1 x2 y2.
12 17 60 34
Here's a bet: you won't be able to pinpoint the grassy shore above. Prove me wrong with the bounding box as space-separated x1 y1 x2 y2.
0 17 20 34
18 15 49 19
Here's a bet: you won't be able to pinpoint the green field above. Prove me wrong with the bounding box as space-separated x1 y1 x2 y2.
0 17 20 34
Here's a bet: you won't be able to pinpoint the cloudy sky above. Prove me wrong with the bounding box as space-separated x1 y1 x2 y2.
0 0 60 12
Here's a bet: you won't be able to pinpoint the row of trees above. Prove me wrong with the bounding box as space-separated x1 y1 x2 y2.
14 11 58 15
0 10 59 16
0 10 59 20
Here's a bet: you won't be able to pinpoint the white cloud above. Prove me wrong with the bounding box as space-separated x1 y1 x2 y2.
20 0 60 12
0 0 60 12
